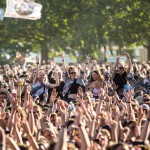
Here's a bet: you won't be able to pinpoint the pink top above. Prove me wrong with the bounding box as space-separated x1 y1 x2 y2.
93 88 103 97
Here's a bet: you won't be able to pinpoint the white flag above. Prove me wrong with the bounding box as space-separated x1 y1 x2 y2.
4 0 42 20
0 8 4 20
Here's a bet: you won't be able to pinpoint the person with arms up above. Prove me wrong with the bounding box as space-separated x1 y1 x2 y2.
61 53 86 104
113 53 132 98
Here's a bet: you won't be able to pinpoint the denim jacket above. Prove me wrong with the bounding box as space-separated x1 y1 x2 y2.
62 72 85 97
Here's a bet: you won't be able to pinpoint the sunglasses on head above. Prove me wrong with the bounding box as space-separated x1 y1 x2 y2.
70 72 76 75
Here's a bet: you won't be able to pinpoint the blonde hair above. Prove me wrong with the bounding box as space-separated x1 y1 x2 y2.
68 66 78 75
118 60 125 67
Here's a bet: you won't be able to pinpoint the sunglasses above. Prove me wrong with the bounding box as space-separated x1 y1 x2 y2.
143 99 150 102
119 67 124 70
70 72 76 75
0 96 7 99
33 111 40 114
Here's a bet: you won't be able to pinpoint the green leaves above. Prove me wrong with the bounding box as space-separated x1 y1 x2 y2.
0 0 150 64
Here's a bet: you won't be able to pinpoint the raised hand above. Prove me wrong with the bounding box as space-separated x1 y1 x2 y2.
11 97 19 110
86 54 90 63
22 121 32 135
25 84 31 95
60 52 64 59
0 126 6 147
8 71 14 79
125 53 130 59
28 96 34 111
116 56 120 62
35 55 40 64
58 102 67 124
137 106 144 121
93 60 97 65
40 115 50 125
76 107 84 126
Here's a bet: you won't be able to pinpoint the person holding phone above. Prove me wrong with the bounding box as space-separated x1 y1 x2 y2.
112 53 132 98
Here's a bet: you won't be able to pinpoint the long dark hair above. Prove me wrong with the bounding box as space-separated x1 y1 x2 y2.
89 70 104 83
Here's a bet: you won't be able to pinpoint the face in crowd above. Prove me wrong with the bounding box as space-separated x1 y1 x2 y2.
69 67 77 80
92 71 99 81
38 71 46 83
117 62 125 74
0 93 7 110
91 70 103 81
33 105 42 121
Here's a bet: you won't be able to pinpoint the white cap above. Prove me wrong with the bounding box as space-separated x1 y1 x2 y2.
141 104 149 110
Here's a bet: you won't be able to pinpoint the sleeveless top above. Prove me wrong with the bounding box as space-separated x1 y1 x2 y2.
93 88 103 97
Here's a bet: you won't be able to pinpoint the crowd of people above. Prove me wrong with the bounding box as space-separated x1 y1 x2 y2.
0 52 150 150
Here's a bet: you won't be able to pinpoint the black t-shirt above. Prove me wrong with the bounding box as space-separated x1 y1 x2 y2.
69 79 80 94
68 79 85 94
113 72 127 91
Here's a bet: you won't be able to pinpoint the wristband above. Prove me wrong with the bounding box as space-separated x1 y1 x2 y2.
147 118 150 121
36 63 39 64
62 60 64 61
86 62 88 65
126 101 131 103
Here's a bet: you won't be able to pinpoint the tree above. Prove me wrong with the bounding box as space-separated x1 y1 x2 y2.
107 0 150 60
0 0 150 64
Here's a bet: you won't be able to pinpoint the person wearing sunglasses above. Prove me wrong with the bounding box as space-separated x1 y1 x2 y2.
0 92 7 114
112 53 132 98
61 53 86 103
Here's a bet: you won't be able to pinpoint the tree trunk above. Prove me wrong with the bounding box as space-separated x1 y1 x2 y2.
147 44 150 61
41 42 48 64
103 44 107 62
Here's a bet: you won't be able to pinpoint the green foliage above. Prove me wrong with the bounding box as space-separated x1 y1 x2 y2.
0 0 150 64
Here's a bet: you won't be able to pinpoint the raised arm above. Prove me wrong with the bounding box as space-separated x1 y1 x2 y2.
112 56 120 78
33 55 40 84
125 53 132 75
60 53 67 73
28 96 35 135
54 104 67 150
123 90 135 121
6 136 20 150
78 111 91 150
0 127 6 150
22 121 39 150
140 110 150 142
49 71 59 88
8 72 15 92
